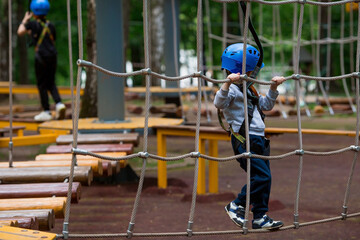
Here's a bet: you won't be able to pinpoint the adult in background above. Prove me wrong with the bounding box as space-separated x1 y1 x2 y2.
17 0 66 121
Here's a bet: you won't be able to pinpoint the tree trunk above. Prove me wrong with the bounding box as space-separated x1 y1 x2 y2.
80 0 97 118
150 0 165 86
16 0 29 84
0 1 9 83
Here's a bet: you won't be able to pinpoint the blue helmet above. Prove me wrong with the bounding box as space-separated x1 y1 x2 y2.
30 0 50 16
221 43 264 74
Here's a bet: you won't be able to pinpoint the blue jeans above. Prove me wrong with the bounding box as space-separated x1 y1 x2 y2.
231 134 271 219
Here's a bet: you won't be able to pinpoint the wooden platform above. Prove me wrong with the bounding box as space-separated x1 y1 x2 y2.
56 132 140 147
46 143 134 155
38 117 183 133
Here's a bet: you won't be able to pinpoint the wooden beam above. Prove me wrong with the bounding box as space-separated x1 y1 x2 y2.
0 182 81 203
0 209 54 230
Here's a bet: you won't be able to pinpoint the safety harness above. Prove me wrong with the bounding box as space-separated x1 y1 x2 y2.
35 19 55 53
217 2 264 145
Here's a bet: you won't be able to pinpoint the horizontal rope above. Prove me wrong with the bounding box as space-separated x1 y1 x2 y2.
72 145 357 163
77 59 360 86
212 0 359 7
211 33 358 48
56 211 360 238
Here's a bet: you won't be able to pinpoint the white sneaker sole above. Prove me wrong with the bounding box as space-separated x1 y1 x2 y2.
225 206 244 227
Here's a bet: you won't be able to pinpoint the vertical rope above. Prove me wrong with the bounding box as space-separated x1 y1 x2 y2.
340 5 356 112
187 0 203 236
222 2 227 78
62 0 83 238
8 0 13 168
342 4 360 219
325 5 332 93
67 0 75 128
350 5 355 92
275 5 287 119
205 0 214 77
241 2 250 234
171 0 186 122
237 1 244 36
316 6 334 115
127 1 151 238
293 2 305 229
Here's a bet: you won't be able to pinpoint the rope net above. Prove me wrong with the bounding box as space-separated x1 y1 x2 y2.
5 0 359 239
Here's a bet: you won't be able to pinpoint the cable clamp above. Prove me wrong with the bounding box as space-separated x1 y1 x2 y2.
190 152 200 158
138 152 149 158
293 74 301 80
71 148 88 155
342 206 348 220
356 72 360 78
298 0 306 4
294 214 299 229
127 222 135 239
77 59 92 67
295 149 304 155
242 220 248 234
194 71 202 77
8 141 13 151
142 68 151 75
186 221 193 237
350 145 360 152
243 152 252 158
62 222 69 239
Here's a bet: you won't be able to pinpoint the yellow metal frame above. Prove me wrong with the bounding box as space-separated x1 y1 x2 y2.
0 225 56 240
156 128 227 195
156 127 358 195
346 3 359 12
0 84 83 96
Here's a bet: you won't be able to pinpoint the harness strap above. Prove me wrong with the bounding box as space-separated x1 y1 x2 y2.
35 20 55 52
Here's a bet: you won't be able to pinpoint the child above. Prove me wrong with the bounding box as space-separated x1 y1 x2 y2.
17 0 66 121
214 43 286 230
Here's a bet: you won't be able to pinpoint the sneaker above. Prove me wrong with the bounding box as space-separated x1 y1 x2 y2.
252 215 283 230
225 201 245 227
55 103 66 120
34 111 52 121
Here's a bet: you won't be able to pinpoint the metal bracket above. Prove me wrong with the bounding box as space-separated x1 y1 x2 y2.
71 148 88 155
186 221 193 237
294 214 299 229
127 222 135 239
351 145 360 152
342 206 348 220
62 222 69 239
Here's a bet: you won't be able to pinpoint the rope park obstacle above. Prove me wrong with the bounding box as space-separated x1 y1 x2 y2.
3 0 360 239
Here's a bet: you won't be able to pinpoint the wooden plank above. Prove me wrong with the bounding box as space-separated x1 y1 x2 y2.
0 220 17 227
0 217 39 230
0 160 103 176
0 209 54 231
0 182 81 203
0 166 93 186
0 225 57 240
35 152 124 174
46 143 133 155
0 197 66 218
56 133 140 147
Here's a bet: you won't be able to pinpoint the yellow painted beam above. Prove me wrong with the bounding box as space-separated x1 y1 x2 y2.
0 85 83 96
157 130 167 189
0 121 40 132
208 140 219 194
346 3 358 12
197 139 206 194
0 134 58 148
0 225 57 240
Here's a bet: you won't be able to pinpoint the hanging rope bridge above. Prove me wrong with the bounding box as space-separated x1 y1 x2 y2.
6 0 360 239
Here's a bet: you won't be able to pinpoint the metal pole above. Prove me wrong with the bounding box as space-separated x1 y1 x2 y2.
95 0 125 122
